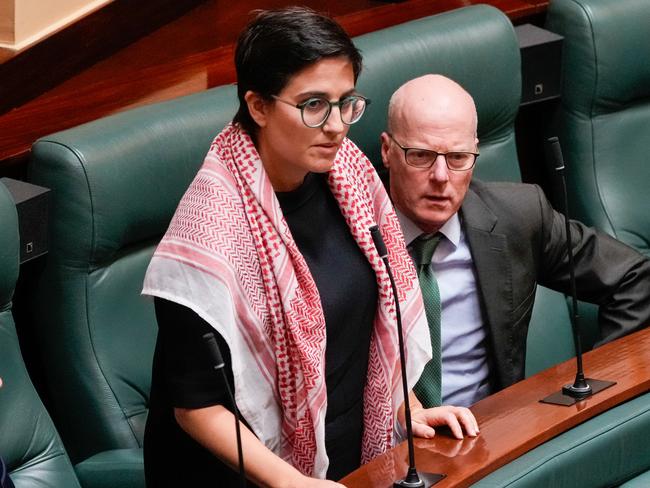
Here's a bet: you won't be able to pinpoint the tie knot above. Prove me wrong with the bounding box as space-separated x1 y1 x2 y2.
411 234 441 267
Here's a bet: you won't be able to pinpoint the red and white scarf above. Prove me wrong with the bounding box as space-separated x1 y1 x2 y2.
143 123 430 478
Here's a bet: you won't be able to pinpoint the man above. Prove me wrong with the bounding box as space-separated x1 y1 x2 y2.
382 74 650 407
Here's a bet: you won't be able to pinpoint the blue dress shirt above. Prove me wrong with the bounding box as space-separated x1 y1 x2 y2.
397 210 492 407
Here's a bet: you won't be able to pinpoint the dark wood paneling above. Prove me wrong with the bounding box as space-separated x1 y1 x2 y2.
0 0 547 175
341 326 650 487
0 0 204 114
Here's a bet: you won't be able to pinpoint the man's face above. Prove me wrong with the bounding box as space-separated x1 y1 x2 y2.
382 111 477 234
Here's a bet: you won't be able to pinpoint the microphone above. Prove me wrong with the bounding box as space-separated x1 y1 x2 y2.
541 138 615 406
203 332 246 488
369 225 443 487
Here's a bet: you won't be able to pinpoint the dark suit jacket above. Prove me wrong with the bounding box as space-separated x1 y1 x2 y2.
461 180 650 390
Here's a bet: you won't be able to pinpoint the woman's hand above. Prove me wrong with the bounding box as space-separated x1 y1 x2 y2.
410 404 479 439
399 391 480 440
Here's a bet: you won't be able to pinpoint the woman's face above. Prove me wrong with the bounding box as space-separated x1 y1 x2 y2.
249 56 356 191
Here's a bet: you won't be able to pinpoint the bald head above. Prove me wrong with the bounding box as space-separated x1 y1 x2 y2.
381 75 478 234
387 74 477 140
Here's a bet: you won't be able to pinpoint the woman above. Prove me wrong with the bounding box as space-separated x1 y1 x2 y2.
143 7 476 487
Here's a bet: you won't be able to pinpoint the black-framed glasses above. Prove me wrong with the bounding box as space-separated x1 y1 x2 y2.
272 94 370 128
387 133 478 171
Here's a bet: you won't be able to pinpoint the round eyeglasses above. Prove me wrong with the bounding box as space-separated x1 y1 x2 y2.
272 94 370 128
388 133 478 171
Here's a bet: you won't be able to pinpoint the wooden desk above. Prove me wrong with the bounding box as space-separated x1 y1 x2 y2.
341 327 650 487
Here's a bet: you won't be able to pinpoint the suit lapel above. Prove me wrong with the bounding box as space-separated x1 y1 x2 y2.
461 187 515 388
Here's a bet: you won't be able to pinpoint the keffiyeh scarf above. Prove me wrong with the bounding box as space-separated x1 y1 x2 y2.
143 123 430 478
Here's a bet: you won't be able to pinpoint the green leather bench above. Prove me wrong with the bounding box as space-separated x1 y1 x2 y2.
0 181 82 488
28 86 239 488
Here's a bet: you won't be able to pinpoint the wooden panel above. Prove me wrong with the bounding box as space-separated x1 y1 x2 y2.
0 0 14 44
0 0 544 174
0 0 205 114
341 327 650 487
342 0 537 36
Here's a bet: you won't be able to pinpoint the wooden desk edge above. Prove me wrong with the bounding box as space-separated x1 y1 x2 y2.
342 327 650 487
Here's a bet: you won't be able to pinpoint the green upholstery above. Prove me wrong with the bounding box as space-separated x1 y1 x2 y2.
526 289 600 378
28 85 238 488
0 182 82 488
473 391 650 487
545 0 650 256
619 469 650 487
350 4 522 182
525 287 574 377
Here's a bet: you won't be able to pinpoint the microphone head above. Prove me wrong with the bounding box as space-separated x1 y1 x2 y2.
369 225 388 258
202 332 225 369
547 136 565 171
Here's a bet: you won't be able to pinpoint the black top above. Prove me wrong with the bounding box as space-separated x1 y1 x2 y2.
145 173 378 486
0 456 15 488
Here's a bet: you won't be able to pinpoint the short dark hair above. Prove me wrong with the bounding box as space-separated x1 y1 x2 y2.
233 7 363 135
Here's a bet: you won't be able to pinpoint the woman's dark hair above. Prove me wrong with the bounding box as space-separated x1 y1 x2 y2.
233 7 363 135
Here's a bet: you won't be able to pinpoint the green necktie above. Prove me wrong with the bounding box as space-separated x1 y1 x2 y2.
411 234 443 408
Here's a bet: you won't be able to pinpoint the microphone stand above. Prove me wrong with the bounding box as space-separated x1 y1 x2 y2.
203 332 247 488
369 225 444 487
540 137 616 406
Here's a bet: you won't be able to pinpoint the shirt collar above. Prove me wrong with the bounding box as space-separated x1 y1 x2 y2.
395 207 462 249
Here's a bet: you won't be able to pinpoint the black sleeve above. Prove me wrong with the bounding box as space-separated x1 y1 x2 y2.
536 185 650 344
154 297 236 409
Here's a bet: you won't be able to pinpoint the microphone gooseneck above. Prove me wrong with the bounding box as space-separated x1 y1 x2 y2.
547 137 591 398
369 225 443 487
203 332 247 488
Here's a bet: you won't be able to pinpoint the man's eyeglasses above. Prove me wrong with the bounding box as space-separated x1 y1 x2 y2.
272 95 370 128
387 133 478 171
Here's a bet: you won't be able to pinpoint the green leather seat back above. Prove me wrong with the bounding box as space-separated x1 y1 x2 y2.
545 0 650 256
350 4 522 183
28 85 238 466
0 182 82 488
524 286 574 377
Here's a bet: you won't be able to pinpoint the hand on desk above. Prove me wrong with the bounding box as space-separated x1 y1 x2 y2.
403 392 480 440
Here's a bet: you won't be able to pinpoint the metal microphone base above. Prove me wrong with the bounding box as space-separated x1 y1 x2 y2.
393 471 445 487
540 378 616 406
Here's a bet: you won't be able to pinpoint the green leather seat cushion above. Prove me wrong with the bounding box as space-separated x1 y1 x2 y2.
75 449 144 488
